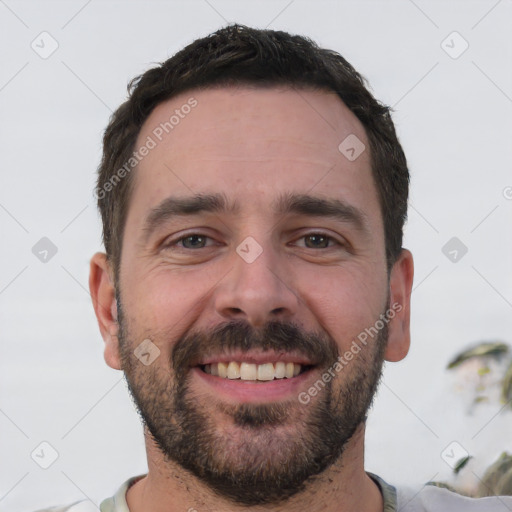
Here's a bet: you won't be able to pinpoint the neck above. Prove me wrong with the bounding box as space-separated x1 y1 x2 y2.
126 424 383 512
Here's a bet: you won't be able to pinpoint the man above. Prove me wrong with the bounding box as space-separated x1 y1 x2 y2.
38 24 512 512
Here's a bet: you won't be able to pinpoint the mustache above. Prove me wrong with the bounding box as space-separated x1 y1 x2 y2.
172 319 340 379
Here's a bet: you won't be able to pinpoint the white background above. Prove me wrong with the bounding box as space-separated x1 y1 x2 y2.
1 1 511 510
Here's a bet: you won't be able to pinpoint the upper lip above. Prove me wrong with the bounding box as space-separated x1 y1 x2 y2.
192 350 318 367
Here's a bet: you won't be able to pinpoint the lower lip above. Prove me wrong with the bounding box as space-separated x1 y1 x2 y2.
191 366 316 403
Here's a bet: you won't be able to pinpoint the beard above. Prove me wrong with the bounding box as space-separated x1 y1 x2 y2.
117 292 388 506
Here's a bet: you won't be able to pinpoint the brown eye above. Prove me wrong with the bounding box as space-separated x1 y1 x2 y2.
163 233 214 250
179 234 208 249
304 234 332 249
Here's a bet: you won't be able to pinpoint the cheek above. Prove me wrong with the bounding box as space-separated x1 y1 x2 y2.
302 266 387 345
122 266 212 338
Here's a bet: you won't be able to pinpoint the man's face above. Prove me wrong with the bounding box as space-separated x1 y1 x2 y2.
109 86 404 505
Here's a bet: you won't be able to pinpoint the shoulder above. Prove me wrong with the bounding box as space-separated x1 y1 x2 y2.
31 474 145 512
397 483 512 511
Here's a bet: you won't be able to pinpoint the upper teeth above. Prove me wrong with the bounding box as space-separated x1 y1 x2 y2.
204 362 302 380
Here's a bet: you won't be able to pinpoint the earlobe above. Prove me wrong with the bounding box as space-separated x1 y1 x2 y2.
89 252 122 370
384 248 414 363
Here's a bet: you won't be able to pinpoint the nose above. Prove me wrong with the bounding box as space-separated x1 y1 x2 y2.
213 237 301 328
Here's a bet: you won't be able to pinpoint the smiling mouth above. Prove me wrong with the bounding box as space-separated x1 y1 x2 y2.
199 361 315 381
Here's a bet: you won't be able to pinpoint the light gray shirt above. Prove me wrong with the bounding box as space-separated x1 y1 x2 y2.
35 473 512 511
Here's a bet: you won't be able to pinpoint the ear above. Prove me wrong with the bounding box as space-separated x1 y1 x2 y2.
89 252 122 370
384 248 414 362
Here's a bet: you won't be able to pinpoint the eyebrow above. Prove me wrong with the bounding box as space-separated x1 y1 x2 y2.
142 193 239 242
275 192 369 232
141 191 369 242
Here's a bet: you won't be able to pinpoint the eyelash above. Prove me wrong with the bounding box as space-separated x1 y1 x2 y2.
163 232 341 251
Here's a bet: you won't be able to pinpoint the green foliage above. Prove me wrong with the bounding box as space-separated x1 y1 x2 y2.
433 341 512 497
477 452 512 498
447 342 509 369
453 455 472 475
501 360 512 406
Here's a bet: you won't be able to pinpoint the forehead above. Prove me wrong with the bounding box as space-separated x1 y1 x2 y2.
125 85 383 242
140 85 367 165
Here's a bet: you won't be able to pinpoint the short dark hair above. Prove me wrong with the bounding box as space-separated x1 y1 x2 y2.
96 23 409 282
